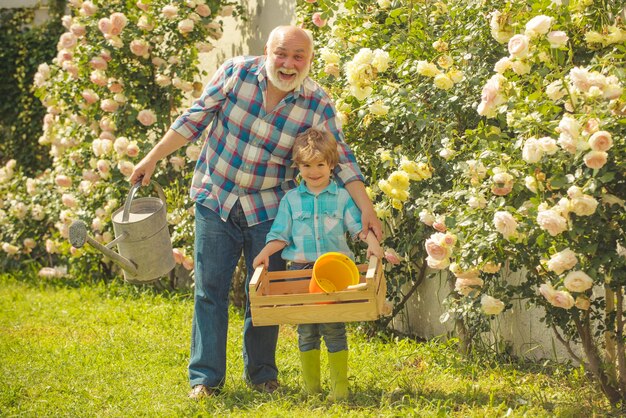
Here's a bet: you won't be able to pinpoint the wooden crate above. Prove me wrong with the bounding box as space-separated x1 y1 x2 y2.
249 256 387 326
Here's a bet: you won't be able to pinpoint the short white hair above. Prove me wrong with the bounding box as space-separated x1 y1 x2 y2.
266 26 314 58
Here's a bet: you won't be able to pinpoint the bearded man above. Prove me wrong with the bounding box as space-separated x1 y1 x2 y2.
130 25 382 399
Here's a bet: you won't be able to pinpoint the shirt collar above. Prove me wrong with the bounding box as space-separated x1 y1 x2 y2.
297 179 338 196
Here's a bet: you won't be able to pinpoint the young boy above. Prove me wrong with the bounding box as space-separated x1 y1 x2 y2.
253 128 383 401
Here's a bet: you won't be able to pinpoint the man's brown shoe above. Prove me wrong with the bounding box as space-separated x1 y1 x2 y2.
251 379 280 394
188 384 219 399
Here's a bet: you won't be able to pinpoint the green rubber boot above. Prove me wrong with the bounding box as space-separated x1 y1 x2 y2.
300 349 322 394
328 350 349 401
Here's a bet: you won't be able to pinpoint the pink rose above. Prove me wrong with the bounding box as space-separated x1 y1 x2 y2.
108 82 124 93
432 221 447 232
425 236 450 260
80 1 98 16
155 74 172 86
173 248 185 264
117 160 134 177
161 5 178 19
551 290 575 309
583 150 608 169
169 156 185 171
507 34 530 58
98 17 112 35
312 12 327 28
96 159 111 177
178 18 195 34
126 142 140 158
195 4 211 17
55 175 72 188
62 193 77 208
136 1 150 12
384 248 402 265
90 56 108 70
575 297 590 310
81 89 99 104
185 144 201 161
109 12 128 36
182 255 194 270
137 109 157 126
57 32 77 50
130 39 150 57
99 117 116 132
588 131 612 152
100 99 119 113
114 136 129 155
90 70 107 87
70 23 86 37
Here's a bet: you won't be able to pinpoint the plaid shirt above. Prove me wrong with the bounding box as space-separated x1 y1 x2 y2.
171 55 364 226
265 180 362 263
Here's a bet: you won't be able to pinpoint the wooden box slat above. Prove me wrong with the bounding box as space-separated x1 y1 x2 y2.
249 256 387 326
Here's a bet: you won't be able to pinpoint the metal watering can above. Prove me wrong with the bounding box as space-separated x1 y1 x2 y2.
69 181 176 284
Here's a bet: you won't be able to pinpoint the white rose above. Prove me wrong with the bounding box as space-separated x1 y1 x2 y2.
537 136 558 154
510 60 531 75
508 34 530 58
522 137 543 163
433 74 454 90
481 295 505 315
570 194 598 216
546 79 566 101
525 15 553 37
493 211 517 239
494 57 512 73
372 49 390 72
426 256 450 270
468 195 487 209
537 209 568 236
525 176 538 193
563 270 593 293
369 101 389 116
546 248 578 275
547 30 568 47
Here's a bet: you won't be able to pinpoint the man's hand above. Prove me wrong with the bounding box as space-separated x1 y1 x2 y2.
129 157 157 186
360 209 383 242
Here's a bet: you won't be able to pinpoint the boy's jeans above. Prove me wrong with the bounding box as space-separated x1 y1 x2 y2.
189 202 285 388
290 263 348 353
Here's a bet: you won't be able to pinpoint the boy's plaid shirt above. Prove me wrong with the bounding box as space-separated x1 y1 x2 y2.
265 180 363 263
171 55 364 226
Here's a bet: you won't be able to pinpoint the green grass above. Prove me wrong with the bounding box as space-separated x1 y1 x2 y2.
0 274 617 417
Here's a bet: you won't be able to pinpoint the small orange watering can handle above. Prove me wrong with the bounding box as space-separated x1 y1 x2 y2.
122 181 168 222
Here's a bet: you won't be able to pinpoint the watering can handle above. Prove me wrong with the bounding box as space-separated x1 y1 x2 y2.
122 180 168 222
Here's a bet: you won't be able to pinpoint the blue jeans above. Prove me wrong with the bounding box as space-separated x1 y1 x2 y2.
290 263 348 353
189 202 285 388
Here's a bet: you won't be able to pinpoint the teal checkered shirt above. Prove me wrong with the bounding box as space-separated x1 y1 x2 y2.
265 180 362 263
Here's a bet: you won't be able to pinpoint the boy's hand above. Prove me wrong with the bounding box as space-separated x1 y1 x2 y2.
253 254 269 269
366 241 384 259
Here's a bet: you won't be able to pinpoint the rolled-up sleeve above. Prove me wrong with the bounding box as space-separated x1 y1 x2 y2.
265 197 293 245
170 60 235 142
315 102 365 186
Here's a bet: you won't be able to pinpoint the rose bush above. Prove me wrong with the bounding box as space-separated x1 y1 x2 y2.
299 0 626 404
0 0 238 280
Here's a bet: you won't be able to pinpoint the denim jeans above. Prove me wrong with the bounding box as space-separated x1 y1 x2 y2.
290 263 348 353
189 202 286 388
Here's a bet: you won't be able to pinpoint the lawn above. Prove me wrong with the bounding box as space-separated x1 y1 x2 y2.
0 274 615 417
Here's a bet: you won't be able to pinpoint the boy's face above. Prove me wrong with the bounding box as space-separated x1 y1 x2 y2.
298 157 333 192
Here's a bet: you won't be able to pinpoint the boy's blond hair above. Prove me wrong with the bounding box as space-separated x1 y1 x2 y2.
292 128 339 167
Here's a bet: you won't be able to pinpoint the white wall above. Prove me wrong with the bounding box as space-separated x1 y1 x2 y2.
391 268 584 362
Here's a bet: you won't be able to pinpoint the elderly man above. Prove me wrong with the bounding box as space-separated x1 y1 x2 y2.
130 25 382 399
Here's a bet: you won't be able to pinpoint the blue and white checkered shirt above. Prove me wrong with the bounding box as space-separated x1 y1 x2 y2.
171 56 364 226
265 180 362 263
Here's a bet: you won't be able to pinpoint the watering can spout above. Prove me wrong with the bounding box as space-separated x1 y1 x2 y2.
69 220 139 275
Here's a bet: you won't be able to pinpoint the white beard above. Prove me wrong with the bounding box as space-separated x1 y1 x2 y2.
266 58 310 92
